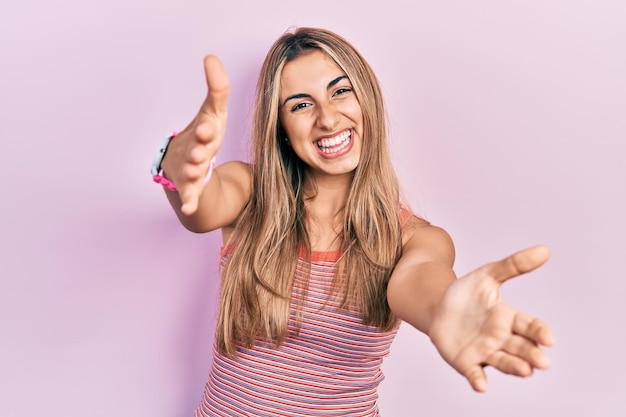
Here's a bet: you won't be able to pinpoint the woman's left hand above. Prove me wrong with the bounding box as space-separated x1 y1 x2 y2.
428 245 555 392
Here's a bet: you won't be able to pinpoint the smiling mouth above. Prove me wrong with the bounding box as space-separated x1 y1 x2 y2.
316 130 352 154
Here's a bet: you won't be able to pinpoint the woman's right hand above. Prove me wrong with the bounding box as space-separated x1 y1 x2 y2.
161 55 229 216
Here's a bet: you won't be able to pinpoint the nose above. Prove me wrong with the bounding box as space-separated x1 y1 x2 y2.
315 101 340 131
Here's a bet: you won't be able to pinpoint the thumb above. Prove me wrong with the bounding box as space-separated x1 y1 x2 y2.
201 55 229 115
481 245 551 285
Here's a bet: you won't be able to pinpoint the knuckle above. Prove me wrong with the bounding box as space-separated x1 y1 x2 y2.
189 146 206 163
183 164 200 180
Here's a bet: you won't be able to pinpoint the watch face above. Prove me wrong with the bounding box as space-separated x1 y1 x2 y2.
151 135 173 175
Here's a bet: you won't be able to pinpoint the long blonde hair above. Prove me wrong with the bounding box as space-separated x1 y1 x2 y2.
216 27 404 355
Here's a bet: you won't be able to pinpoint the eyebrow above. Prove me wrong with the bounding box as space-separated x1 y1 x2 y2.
282 75 349 107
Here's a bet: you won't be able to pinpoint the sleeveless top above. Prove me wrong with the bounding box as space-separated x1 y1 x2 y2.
194 248 400 417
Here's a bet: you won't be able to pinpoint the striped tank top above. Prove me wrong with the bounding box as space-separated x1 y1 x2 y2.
195 249 399 417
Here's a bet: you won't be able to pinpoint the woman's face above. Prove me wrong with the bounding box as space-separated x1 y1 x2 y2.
279 50 364 179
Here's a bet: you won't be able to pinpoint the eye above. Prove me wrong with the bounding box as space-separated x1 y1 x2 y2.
290 102 310 112
334 87 352 96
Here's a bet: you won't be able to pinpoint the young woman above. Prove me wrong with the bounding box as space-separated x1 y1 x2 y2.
152 27 554 417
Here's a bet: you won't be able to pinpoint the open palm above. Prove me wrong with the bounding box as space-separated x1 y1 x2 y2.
429 245 555 392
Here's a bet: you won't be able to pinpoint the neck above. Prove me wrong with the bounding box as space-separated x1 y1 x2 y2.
304 171 352 214
303 171 353 251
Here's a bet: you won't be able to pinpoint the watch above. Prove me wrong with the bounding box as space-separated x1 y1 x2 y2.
151 133 177 190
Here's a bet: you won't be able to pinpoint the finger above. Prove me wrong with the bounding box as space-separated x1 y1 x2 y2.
195 120 217 143
177 160 208 216
188 144 210 165
179 184 201 216
183 162 207 182
195 122 225 155
485 350 533 377
503 334 551 369
482 245 551 284
513 311 555 347
464 364 488 392
202 55 229 115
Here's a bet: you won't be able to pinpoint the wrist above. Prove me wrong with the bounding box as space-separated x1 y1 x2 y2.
151 132 216 191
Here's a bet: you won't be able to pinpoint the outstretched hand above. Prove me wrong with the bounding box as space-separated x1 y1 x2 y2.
429 245 554 392
161 55 229 216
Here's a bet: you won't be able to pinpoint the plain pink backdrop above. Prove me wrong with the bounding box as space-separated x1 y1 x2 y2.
1 0 624 416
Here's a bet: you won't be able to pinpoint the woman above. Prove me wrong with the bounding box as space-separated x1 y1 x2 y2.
152 27 554 416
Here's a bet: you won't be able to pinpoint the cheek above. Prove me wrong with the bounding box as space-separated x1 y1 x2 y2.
282 117 309 139
345 100 364 123
279 117 295 139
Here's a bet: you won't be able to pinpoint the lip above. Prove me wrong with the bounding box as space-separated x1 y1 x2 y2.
314 129 354 160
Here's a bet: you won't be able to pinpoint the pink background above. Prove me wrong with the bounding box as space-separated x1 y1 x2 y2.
1 0 625 416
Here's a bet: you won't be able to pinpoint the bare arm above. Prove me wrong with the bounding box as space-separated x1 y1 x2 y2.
159 55 252 233
387 217 456 335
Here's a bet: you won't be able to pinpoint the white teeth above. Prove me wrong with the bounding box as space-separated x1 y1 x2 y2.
317 131 351 153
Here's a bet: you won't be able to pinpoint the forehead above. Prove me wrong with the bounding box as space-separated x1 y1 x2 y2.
279 50 347 94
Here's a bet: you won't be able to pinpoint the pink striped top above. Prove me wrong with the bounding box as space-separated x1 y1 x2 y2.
195 249 400 417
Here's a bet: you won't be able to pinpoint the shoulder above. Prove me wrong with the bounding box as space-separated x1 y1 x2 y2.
216 160 252 181
400 212 455 268
215 161 252 196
